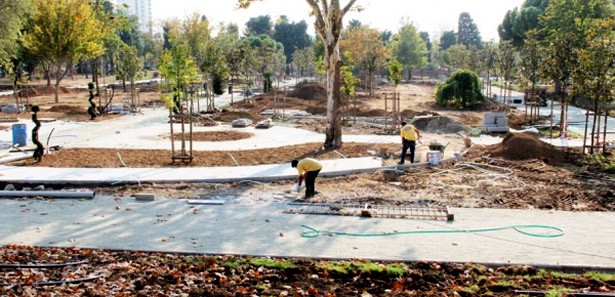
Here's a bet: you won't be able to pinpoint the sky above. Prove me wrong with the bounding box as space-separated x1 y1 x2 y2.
150 0 525 41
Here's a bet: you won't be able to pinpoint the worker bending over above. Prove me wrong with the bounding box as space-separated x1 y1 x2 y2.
399 121 421 165
291 158 322 199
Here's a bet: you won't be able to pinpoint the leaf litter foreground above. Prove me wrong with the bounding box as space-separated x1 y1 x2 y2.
1 245 614 296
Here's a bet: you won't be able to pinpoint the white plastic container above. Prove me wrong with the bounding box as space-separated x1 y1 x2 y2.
426 150 441 165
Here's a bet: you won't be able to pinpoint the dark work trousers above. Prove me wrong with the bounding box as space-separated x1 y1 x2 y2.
400 139 417 164
304 169 321 198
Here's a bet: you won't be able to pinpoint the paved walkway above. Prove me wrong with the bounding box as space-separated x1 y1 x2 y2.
0 108 465 185
0 157 388 185
0 196 613 269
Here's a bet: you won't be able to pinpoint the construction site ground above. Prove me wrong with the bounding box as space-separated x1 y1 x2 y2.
1 79 615 295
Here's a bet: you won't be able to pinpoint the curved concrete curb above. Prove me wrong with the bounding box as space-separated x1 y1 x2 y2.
0 151 468 187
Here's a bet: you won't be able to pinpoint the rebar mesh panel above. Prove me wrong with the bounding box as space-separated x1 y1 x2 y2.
284 203 453 221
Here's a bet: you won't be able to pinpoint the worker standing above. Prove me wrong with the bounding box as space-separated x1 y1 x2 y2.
399 121 421 165
291 158 322 199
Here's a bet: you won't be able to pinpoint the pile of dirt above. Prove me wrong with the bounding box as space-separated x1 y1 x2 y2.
20 86 71 97
212 110 265 123
411 116 470 134
166 131 253 142
305 106 327 115
357 109 387 117
47 105 86 114
490 132 565 164
508 112 528 129
288 82 326 101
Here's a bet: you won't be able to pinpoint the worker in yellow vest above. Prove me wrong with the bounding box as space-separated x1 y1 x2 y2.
399 121 421 165
291 158 323 199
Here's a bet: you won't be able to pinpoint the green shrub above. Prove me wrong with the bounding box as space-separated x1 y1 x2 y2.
435 69 484 108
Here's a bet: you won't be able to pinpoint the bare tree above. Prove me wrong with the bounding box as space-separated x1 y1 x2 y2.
239 0 359 148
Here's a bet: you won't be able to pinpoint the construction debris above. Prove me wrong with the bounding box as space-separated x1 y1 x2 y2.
133 193 156 202
231 118 252 128
255 119 273 129
482 112 509 133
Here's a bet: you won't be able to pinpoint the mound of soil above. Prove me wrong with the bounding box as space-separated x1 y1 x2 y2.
20 86 71 97
412 116 466 134
167 131 253 142
357 109 387 117
305 106 327 115
508 112 528 129
47 105 86 114
288 82 326 101
490 132 565 164
212 110 264 123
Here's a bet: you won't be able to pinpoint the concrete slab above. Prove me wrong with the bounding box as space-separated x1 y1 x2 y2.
0 157 383 185
1 197 613 268
0 110 400 151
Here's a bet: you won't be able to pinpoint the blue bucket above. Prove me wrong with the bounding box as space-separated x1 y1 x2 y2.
12 124 27 146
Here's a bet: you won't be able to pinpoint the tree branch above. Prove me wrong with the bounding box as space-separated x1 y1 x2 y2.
341 0 358 16
306 0 325 38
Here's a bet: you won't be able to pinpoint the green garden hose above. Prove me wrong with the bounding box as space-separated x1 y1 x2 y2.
300 224 564 239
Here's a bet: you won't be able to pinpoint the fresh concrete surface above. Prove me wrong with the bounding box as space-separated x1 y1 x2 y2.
0 196 613 268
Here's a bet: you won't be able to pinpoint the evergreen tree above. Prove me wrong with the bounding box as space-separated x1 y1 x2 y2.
457 12 482 49
439 30 457 50
245 15 273 37
498 0 549 47
273 16 312 64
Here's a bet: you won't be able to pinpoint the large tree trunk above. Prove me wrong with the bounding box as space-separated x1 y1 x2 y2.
40 61 52 86
302 0 358 149
91 58 100 96
324 58 343 149
559 86 568 137
53 61 72 103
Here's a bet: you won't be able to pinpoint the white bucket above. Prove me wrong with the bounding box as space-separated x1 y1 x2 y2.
426 151 441 165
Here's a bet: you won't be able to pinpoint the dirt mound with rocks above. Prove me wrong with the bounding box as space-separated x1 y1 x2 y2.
288 82 326 101
490 132 565 164
411 116 471 134
167 131 253 142
212 110 264 123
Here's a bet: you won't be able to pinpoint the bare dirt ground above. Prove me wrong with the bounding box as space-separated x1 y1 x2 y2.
2 78 615 295
1 80 613 213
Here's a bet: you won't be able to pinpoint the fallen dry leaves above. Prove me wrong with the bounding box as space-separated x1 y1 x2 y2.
1 245 614 296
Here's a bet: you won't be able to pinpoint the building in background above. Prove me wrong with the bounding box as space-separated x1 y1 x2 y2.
116 0 152 33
